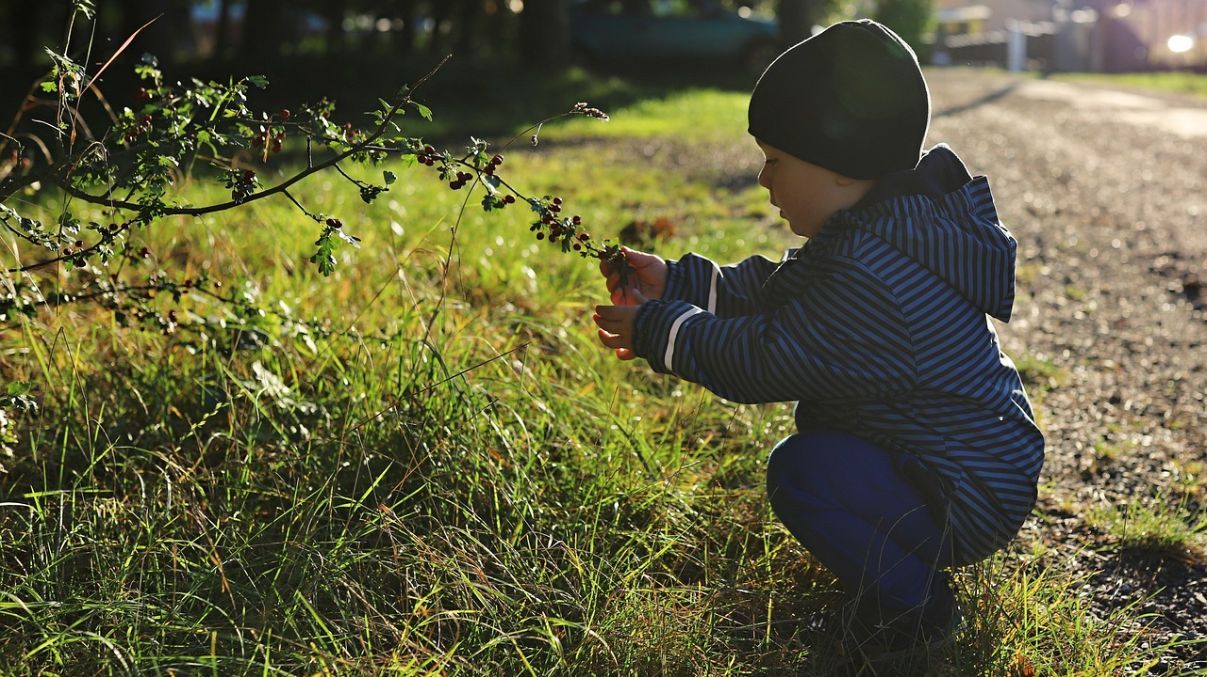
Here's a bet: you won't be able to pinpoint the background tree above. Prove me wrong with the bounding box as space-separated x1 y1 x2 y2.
241 0 293 63
777 0 817 46
517 0 570 69
873 0 935 54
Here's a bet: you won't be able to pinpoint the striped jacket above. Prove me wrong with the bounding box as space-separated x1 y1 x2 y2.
631 145 1044 565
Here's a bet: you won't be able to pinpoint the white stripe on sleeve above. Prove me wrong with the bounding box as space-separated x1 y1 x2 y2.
708 267 718 315
664 307 704 372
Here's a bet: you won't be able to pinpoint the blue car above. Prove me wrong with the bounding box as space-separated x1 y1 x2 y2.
568 0 780 73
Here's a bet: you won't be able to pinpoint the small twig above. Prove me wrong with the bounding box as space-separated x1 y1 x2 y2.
282 188 320 221
332 162 367 188
5 221 132 274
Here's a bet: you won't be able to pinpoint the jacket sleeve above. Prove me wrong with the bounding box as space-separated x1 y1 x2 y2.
662 252 783 318
631 261 916 404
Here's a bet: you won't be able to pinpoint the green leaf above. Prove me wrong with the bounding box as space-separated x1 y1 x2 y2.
413 103 433 122
39 80 57 93
247 75 269 89
383 170 396 185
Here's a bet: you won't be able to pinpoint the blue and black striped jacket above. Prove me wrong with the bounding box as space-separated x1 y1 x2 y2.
631 145 1044 565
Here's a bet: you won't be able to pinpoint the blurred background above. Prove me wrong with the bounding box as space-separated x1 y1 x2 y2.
2 0 1204 123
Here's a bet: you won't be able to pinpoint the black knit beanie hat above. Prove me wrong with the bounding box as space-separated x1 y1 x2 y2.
748 19 930 180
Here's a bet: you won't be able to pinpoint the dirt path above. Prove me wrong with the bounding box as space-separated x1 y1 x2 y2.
924 70 1207 671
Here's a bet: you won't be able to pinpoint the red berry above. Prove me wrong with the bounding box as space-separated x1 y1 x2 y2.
503 195 515 204
536 232 544 240
552 197 562 205
492 154 503 166
242 170 255 181
279 109 291 120
326 218 342 228
572 215 582 225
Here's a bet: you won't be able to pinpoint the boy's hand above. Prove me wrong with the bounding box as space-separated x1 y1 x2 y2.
599 246 667 306
593 289 648 361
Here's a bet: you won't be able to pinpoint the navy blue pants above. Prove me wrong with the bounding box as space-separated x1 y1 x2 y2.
766 432 956 617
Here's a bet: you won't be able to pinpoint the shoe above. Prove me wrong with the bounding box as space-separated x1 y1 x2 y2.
838 576 963 657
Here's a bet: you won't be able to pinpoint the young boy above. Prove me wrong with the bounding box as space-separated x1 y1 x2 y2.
592 20 1045 650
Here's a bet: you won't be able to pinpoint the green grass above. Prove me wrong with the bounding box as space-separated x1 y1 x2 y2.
0 86 1195 673
1087 494 1207 560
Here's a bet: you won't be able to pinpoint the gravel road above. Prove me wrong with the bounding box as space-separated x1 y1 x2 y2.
923 70 1207 672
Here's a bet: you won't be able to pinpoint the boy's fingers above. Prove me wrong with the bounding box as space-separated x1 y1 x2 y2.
593 314 626 333
615 348 637 360
597 329 629 349
591 310 618 328
622 247 658 270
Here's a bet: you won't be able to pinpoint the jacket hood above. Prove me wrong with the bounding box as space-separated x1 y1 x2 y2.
842 144 1018 322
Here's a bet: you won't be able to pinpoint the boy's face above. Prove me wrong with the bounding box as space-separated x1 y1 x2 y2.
756 139 871 238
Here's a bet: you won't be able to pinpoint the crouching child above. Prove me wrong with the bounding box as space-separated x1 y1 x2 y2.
592 19 1045 652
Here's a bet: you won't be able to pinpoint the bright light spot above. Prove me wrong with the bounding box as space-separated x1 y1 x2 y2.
1168 34 1194 53
509 0 524 12
1111 3 1131 18
737 7 752 18
376 18 391 32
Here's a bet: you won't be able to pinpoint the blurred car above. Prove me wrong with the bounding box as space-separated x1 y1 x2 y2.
568 0 780 73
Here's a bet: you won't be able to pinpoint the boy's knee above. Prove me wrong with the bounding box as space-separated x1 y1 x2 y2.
765 435 802 489
765 434 831 504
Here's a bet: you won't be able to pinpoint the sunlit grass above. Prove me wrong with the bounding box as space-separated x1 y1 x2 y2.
1087 494 1207 560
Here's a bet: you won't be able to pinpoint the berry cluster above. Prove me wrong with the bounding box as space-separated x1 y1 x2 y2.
251 127 285 154
449 171 473 190
416 145 441 166
482 154 504 175
225 168 259 204
409 131 626 276
122 114 154 145
527 196 614 260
